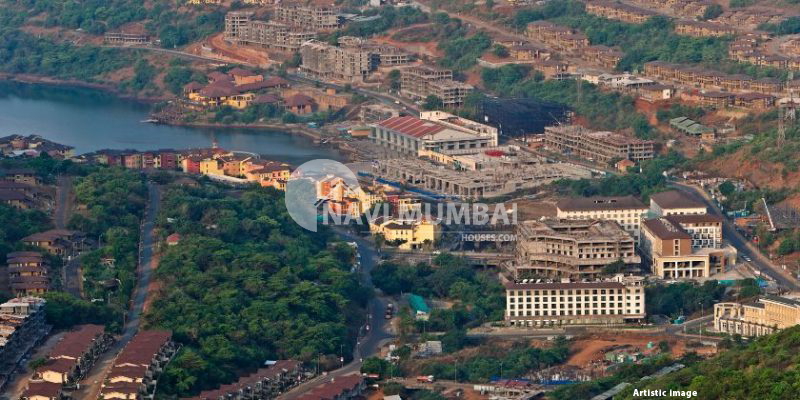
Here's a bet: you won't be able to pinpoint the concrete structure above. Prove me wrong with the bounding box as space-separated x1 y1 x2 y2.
399 66 473 107
504 274 646 327
188 360 303 400
556 196 649 242
300 40 372 82
6 252 50 296
585 0 658 24
103 32 150 45
544 125 654 164
649 190 707 217
372 149 593 199
0 297 49 392
511 219 639 279
273 3 340 31
224 12 316 52
641 216 735 279
371 115 496 155
715 295 800 337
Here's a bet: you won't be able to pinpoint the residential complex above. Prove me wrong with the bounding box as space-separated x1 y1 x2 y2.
584 0 659 24
300 40 372 82
674 20 736 38
715 295 800 337
295 375 365 400
543 125 655 164
189 360 303 400
21 229 87 258
99 330 177 400
224 12 316 52
504 274 646 327
556 196 649 242
510 218 640 279
273 3 340 31
643 61 787 100
5 251 50 296
399 66 473 107
0 297 49 392
34 324 112 386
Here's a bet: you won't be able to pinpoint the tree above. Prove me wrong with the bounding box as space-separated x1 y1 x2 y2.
658 340 670 353
485 0 495 10
701 4 723 20
492 44 509 58
423 95 444 110
602 259 626 275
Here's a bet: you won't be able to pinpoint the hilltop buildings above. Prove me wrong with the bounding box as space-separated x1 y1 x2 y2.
510 218 640 279
273 3 340 31
399 66 473 107
504 274 646 327
224 12 316 52
543 125 655 164
715 295 800 337
300 40 372 82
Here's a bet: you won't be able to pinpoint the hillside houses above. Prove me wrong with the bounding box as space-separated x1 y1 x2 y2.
584 0 659 24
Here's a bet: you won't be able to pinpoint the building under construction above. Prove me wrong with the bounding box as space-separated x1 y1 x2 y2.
400 66 473 107
224 12 316 52
478 97 568 137
544 125 655 163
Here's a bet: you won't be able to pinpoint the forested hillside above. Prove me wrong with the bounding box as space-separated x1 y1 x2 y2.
144 183 370 397
616 325 800 400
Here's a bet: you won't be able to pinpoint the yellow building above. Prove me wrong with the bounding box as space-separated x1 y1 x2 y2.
370 217 440 250
199 159 224 176
715 295 800 337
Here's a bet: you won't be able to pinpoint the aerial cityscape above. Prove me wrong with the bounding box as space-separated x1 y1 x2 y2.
2 0 800 399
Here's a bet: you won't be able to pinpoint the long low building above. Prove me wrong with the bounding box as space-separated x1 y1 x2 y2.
99 330 177 400
371 115 497 156
504 275 646 327
715 295 800 337
188 360 303 400
36 324 112 385
544 125 655 164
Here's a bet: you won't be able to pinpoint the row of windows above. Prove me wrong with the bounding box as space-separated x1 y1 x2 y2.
507 288 641 296
509 295 642 302
508 302 641 309
508 309 641 317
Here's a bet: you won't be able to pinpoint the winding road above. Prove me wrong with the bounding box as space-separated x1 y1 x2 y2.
279 229 396 400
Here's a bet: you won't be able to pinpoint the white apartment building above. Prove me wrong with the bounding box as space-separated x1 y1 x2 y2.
504 275 646 327
371 115 495 155
649 190 707 217
555 195 648 243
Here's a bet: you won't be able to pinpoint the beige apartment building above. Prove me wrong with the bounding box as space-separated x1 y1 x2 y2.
399 66 473 107
504 275 646 327
300 40 372 82
511 218 640 279
556 196 649 243
585 0 658 24
649 190 707 217
224 12 316 52
544 125 655 163
273 3 340 31
641 217 735 279
715 295 800 337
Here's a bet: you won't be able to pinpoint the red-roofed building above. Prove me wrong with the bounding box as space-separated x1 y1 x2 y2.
371 115 495 155
99 330 177 400
166 233 181 246
187 360 303 400
36 324 111 385
284 93 317 114
20 381 63 400
295 375 365 400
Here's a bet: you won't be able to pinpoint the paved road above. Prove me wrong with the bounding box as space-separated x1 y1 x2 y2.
279 230 395 400
72 182 162 399
672 183 800 291
54 176 83 297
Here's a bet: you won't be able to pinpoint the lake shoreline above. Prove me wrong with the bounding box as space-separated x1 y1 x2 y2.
0 73 168 103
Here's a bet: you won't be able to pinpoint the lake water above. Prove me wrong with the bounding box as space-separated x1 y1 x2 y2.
0 81 342 164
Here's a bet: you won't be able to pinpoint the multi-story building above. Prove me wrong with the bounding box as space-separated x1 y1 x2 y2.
543 125 655 163
103 32 150 45
585 0 659 24
504 274 646 327
641 216 735 279
510 218 640 279
525 21 589 54
649 190 707 217
99 330 177 400
0 297 49 391
399 66 473 107
674 20 736 37
300 40 372 82
273 4 340 31
556 196 649 242
224 12 316 52
369 217 441 250
35 324 112 385
371 115 497 155
6 251 49 296
715 295 800 337
188 360 303 400
21 230 87 258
